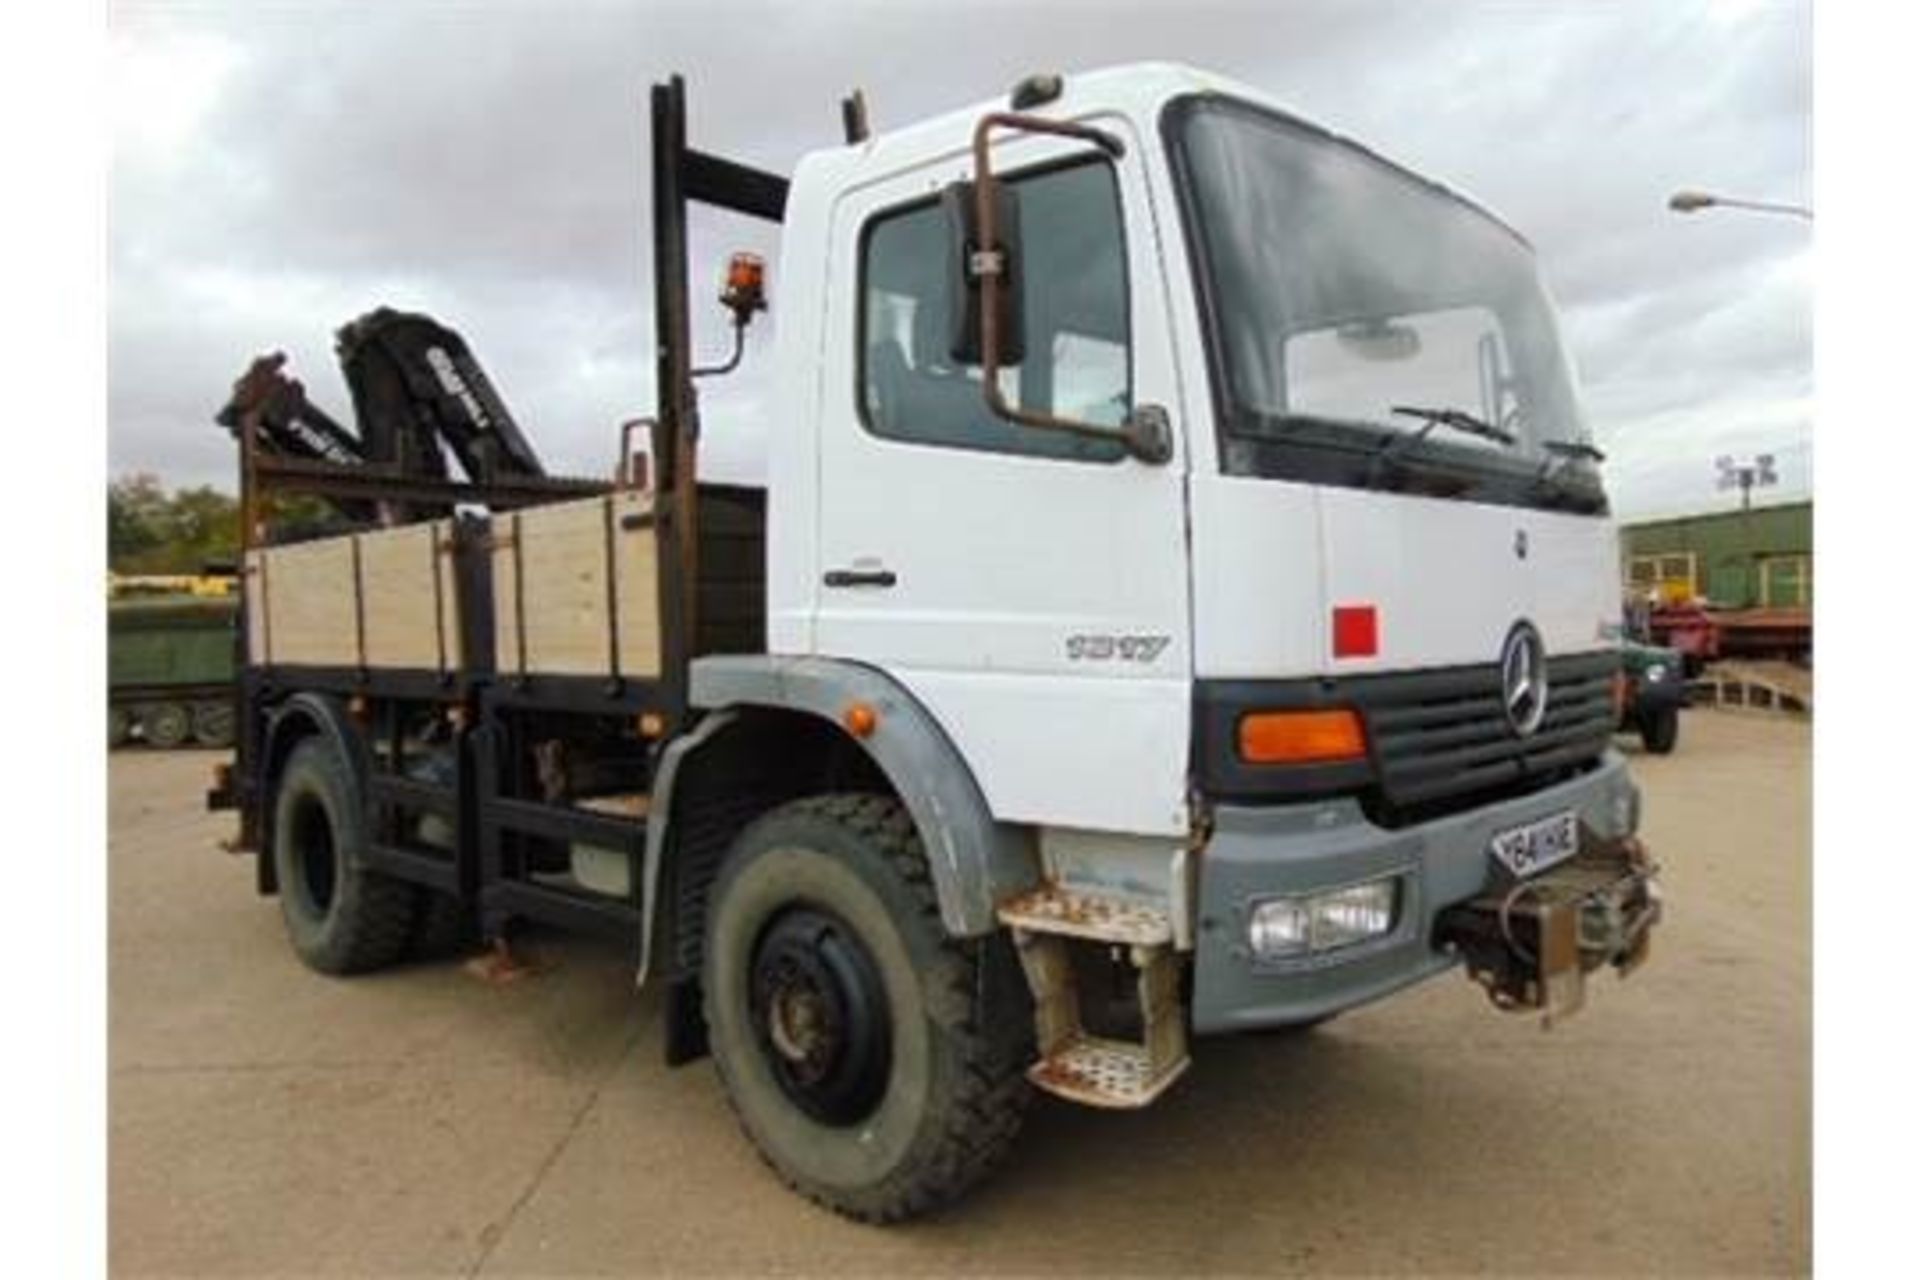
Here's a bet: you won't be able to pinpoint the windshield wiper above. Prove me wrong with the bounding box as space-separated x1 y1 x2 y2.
1367 403 1517 480
1530 438 1608 509
1389 404 1518 447
1541 438 1606 463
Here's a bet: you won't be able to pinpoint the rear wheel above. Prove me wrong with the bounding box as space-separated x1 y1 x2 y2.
703 794 1031 1222
271 738 414 974
191 699 236 748
1640 707 1680 755
108 705 132 749
143 702 191 749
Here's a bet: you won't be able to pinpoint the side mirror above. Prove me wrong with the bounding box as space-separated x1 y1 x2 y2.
960 111 1169 465
942 181 1024 366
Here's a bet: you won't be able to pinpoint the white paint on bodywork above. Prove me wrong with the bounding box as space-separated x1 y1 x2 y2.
1190 477 1618 677
894 668 1191 836
1039 826 1193 949
757 62 1623 836
804 106 1195 838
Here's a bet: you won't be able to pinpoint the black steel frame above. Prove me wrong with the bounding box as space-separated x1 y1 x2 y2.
222 73 790 950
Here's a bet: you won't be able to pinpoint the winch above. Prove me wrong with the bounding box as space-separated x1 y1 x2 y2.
1435 828 1662 1025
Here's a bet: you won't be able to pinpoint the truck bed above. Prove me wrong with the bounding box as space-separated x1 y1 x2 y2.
243 483 765 686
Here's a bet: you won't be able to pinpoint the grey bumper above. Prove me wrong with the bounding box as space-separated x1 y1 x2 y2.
1191 753 1642 1034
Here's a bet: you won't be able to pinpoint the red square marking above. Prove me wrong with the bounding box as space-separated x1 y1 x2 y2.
1332 605 1379 658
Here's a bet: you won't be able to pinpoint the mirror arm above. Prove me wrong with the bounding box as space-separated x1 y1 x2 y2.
968 112 1169 463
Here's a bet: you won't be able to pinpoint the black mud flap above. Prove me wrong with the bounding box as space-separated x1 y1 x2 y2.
1434 828 1661 1026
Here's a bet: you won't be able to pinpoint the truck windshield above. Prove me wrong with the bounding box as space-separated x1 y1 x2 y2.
1165 95 1606 515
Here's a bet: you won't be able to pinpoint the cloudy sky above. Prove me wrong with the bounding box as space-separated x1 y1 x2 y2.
109 0 1811 520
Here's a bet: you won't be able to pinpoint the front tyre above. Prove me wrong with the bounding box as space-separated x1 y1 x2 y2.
703 794 1031 1222
1639 707 1680 755
271 738 415 974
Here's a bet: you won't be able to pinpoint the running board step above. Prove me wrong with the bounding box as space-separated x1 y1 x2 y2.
998 887 1189 1109
1029 1034 1191 1109
996 885 1172 947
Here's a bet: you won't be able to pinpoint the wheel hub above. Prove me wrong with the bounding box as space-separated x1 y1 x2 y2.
748 907 891 1126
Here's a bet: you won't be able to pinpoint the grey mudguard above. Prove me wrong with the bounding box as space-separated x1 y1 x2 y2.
636 706 738 987
686 654 1039 939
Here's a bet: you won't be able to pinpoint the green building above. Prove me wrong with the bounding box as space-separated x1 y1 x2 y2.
1620 499 1812 609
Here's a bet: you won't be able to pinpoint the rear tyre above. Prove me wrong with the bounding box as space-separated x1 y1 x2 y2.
271 738 414 974
144 702 191 750
1640 707 1680 755
703 794 1031 1223
191 699 236 748
109 705 132 749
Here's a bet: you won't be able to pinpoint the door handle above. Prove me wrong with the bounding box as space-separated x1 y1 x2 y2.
823 567 897 589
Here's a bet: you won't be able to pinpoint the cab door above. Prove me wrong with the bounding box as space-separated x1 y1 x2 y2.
809 122 1193 837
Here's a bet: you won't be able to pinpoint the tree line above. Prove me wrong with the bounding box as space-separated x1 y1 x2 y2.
108 474 336 575
108 474 240 575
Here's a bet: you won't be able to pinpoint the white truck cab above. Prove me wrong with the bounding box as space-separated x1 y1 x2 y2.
768 64 1621 841
220 62 1659 1224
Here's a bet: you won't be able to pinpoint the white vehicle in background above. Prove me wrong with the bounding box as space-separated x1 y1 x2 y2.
213 63 1660 1223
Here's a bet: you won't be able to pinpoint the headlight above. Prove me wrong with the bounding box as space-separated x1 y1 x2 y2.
1249 898 1311 957
1249 877 1400 960
1644 664 1667 683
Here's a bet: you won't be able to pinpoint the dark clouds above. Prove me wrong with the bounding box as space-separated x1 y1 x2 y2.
109 0 1810 517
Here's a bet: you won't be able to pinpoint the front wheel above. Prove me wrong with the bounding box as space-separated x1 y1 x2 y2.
1640 707 1680 755
702 794 1031 1222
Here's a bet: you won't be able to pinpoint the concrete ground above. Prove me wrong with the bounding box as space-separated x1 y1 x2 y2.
110 710 1810 1276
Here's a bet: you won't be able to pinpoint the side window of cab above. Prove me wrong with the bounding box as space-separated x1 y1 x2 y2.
859 159 1130 462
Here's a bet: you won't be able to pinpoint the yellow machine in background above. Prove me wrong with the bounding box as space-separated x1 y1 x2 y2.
109 573 238 599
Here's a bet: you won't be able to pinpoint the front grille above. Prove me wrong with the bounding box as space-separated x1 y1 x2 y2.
1190 650 1622 818
1364 652 1618 812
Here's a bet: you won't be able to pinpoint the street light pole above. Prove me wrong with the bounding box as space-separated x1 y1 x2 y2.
1667 189 1813 220
1716 454 1778 512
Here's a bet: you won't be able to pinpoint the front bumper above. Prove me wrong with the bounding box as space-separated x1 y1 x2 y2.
1191 751 1646 1034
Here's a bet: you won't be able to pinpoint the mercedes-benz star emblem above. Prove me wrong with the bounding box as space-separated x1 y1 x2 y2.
1500 622 1549 738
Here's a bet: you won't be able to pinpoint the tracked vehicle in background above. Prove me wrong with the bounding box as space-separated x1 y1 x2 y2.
109 592 239 748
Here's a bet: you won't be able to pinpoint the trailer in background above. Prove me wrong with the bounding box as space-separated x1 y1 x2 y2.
109 595 239 748
1646 603 1812 673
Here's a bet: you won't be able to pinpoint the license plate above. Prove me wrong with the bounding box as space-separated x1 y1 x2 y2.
1489 810 1579 879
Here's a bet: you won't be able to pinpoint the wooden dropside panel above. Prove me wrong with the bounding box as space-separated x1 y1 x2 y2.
247 521 465 674
359 520 451 672
493 493 662 679
506 500 610 677
257 536 359 667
